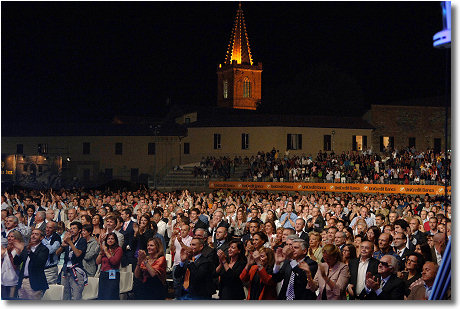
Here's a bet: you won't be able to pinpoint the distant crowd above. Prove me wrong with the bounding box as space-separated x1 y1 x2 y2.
1 187 451 300
192 147 451 186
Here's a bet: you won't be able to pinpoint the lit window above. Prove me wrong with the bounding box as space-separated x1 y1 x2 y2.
287 134 302 150
380 136 394 151
214 134 221 149
37 144 48 154
352 135 367 151
243 78 251 98
223 80 228 99
242 133 249 150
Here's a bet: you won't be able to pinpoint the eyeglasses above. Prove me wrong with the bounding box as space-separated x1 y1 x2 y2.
379 261 390 267
406 259 417 264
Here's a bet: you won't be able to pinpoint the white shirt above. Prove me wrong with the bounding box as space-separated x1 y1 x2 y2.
356 257 370 295
24 244 39 277
173 235 192 266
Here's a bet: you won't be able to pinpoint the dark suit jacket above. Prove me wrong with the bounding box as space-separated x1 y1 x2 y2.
120 220 135 266
411 230 426 246
348 257 379 299
175 253 216 298
190 219 208 232
297 231 309 244
272 256 318 300
362 274 405 300
397 247 414 270
210 220 230 242
14 243 49 292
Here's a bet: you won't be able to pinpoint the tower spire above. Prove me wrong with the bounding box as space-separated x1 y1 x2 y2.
224 3 253 65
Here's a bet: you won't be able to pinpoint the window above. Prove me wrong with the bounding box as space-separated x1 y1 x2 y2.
223 80 228 99
323 135 332 151
352 135 367 151
148 143 156 155
185 117 191 125
115 143 123 155
83 142 90 155
287 134 302 150
241 133 249 150
409 137 416 148
380 136 394 152
184 142 190 154
37 143 48 154
105 168 113 180
16 144 23 154
131 168 139 182
214 134 221 149
83 169 90 181
434 138 441 153
243 77 251 98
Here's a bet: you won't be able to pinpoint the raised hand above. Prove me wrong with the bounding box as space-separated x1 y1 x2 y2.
275 247 285 265
298 261 311 274
217 249 227 264
138 250 146 263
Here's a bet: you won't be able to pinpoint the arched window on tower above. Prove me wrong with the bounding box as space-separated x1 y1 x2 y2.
223 80 228 99
243 77 251 98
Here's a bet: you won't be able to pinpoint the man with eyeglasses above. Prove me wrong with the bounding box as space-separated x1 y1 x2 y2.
362 254 405 300
393 232 413 270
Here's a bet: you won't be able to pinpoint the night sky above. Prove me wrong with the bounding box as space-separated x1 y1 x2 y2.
2 1 450 123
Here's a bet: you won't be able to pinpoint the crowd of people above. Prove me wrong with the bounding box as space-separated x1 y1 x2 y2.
192 147 451 186
1 187 451 300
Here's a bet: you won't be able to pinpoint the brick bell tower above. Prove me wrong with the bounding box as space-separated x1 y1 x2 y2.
217 3 262 110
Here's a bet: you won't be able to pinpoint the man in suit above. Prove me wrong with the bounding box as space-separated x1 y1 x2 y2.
32 211 46 235
273 238 318 300
13 228 49 299
334 231 347 251
188 208 208 233
362 254 405 300
393 232 414 270
120 208 135 266
209 210 229 242
409 217 426 246
294 218 309 243
407 261 439 300
347 240 379 299
241 220 260 244
431 232 446 265
175 237 216 300
214 226 229 256
41 221 62 285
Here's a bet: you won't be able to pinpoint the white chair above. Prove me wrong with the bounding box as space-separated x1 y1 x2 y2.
119 271 133 294
165 254 173 272
94 264 101 278
42 284 64 301
276 281 283 295
119 264 132 273
82 277 99 300
57 264 63 275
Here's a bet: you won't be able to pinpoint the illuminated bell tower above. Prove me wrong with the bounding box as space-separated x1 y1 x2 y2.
217 3 262 110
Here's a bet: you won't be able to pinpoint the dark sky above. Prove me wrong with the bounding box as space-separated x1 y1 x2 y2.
2 1 449 123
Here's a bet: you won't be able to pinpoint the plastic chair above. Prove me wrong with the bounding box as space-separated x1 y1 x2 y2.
82 277 99 300
119 264 132 273
165 254 173 272
119 271 133 294
42 284 64 301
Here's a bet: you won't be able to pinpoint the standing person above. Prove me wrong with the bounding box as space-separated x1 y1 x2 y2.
342 243 357 267
81 224 100 277
119 208 135 268
91 214 104 239
99 215 124 248
279 202 297 229
347 240 380 299
272 238 318 300
14 229 49 300
170 224 192 299
239 247 277 300
41 221 61 285
407 261 439 300
56 222 87 300
175 237 215 300
294 218 309 242
362 254 405 300
229 208 247 238
96 232 123 300
307 231 323 263
216 240 246 300
400 252 424 297
1 231 23 299
305 244 350 300
134 237 167 300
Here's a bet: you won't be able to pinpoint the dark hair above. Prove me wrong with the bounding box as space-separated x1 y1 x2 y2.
366 226 381 246
253 231 268 244
228 240 246 262
105 232 120 248
92 214 104 229
122 208 132 217
81 215 92 224
190 207 201 215
416 242 433 263
70 221 83 231
82 224 93 234
408 252 425 273
343 243 357 260
394 219 409 231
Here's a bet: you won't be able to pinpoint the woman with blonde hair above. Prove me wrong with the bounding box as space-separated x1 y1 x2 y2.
303 244 350 300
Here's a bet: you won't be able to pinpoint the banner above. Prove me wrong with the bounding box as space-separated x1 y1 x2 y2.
209 181 451 196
